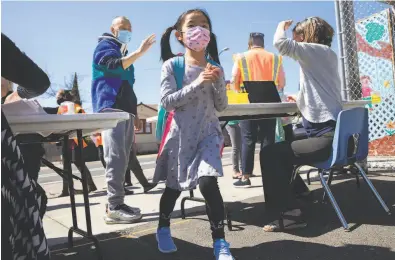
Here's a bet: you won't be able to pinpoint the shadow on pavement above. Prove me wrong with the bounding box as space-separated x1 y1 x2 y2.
49 177 395 260
227 177 395 237
47 202 100 211
50 233 395 260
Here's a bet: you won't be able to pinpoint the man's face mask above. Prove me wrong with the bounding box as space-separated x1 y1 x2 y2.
117 30 132 44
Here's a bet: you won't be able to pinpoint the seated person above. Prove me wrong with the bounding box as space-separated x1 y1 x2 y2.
260 17 342 232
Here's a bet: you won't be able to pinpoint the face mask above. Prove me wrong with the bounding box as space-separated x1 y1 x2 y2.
183 26 210 52
117 30 132 44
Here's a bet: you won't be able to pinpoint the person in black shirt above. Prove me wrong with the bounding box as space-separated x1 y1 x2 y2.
1 33 50 260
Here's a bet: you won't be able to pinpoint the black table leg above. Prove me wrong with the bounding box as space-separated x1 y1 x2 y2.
180 190 232 231
63 135 78 248
66 131 102 260
221 121 229 130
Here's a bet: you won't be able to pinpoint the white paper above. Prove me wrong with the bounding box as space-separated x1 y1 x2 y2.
1 99 47 117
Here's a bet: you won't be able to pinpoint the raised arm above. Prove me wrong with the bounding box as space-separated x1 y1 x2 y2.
1 33 50 99
273 21 315 61
160 60 203 111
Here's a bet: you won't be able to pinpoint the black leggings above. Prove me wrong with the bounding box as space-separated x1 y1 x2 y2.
159 176 225 240
261 136 334 216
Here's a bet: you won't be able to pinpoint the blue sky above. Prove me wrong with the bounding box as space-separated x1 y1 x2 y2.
2 1 340 111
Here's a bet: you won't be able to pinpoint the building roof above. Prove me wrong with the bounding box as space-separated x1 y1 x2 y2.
137 102 158 112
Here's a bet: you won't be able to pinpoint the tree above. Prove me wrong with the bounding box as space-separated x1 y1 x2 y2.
43 72 85 105
70 72 82 105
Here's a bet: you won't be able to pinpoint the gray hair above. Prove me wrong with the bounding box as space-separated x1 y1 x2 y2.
112 16 130 26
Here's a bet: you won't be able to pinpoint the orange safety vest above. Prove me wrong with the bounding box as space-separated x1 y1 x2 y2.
235 49 291 126
91 134 103 147
235 48 283 87
57 103 88 148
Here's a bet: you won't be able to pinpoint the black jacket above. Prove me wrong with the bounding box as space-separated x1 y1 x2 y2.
1 33 50 99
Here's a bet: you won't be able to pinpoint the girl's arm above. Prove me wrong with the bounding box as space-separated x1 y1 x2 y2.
273 21 315 61
212 69 228 112
160 60 202 111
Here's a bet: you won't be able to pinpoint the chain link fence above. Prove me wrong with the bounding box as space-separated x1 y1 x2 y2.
336 0 395 169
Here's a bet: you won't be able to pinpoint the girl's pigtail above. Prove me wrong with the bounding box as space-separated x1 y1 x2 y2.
160 26 176 62
206 32 220 65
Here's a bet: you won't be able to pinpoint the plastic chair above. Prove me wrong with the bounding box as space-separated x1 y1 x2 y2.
307 107 391 230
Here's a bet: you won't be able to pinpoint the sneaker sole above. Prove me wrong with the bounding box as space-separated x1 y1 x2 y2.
233 184 251 188
104 214 143 224
156 234 177 254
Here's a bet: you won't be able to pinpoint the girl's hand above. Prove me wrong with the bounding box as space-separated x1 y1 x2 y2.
279 20 293 31
205 64 222 81
197 70 216 84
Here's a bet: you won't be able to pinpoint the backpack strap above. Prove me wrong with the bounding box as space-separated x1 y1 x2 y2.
155 56 185 142
172 56 185 90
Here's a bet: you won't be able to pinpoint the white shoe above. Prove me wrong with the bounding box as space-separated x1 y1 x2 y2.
104 204 142 224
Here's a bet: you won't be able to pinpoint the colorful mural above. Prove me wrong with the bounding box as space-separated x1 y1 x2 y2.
356 8 395 155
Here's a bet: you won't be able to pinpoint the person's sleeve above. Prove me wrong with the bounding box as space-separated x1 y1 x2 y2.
273 25 314 61
277 64 286 91
160 60 203 111
230 60 242 92
1 33 50 99
212 68 228 112
94 43 124 72
98 54 123 70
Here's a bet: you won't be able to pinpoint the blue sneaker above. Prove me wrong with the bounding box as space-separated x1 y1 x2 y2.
214 239 234 260
156 227 177 253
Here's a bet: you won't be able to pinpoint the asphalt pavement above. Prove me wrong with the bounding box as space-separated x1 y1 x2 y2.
50 175 395 260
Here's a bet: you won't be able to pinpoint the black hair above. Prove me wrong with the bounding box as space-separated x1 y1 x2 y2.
248 32 265 48
56 89 81 105
160 8 220 64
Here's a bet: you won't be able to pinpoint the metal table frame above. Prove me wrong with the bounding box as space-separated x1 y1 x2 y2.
17 130 102 260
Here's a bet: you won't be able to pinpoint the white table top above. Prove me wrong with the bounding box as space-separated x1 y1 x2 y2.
7 112 130 137
146 100 369 123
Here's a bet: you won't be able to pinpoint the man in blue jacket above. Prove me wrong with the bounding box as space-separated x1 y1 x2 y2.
91 16 155 224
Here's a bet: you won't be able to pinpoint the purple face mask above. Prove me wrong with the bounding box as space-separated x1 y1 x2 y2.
184 26 211 52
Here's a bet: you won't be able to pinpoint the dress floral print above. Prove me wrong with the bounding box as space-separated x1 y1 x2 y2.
153 58 228 191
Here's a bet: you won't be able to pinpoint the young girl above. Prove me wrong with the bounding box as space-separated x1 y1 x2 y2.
153 9 234 260
260 17 342 232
